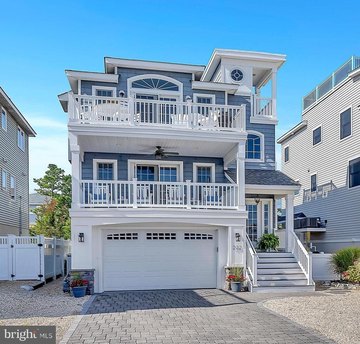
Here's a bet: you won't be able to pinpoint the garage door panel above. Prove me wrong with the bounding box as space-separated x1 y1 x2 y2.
103 229 217 291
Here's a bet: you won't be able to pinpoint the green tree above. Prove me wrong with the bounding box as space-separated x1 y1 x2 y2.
30 164 71 239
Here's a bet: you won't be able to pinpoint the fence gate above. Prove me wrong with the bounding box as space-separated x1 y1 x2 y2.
0 235 45 281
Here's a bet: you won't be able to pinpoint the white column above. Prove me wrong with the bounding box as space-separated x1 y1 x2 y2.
236 143 246 211
285 193 294 252
69 134 81 209
271 69 277 119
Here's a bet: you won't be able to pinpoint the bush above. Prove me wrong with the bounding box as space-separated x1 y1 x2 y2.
332 247 360 274
344 260 360 283
257 234 280 251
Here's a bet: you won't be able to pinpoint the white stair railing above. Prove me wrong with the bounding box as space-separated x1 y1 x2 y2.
246 234 258 287
289 231 313 285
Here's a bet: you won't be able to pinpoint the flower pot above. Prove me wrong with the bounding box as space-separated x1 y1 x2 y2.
230 282 242 292
72 286 87 298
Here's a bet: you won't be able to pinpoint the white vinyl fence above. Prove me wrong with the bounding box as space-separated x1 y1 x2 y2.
0 235 71 281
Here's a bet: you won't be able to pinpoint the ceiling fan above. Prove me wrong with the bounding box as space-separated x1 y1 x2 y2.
154 146 179 160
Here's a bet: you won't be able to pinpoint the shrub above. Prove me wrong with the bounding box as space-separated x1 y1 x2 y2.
226 267 244 282
257 234 280 251
344 260 360 283
331 247 360 274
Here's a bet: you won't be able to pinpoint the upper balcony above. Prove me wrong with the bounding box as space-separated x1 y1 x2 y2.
67 94 246 133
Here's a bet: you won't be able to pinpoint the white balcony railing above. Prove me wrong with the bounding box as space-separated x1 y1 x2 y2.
303 181 335 202
68 95 246 132
252 96 274 119
80 180 239 210
245 234 258 287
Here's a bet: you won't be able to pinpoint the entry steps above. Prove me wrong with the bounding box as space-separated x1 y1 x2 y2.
250 252 315 293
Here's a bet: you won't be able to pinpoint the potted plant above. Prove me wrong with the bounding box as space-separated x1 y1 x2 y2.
227 274 246 292
70 279 88 298
257 233 280 252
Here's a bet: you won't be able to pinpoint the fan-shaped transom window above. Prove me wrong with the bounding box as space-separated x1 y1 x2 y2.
246 134 262 160
132 78 179 91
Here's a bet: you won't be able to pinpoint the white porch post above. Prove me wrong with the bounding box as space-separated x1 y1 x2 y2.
69 133 81 209
236 143 246 211
285 193 294 252
271 69 277 119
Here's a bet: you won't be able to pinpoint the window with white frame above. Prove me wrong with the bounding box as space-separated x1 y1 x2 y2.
17 127 25 151
193 94 215 104
92 86 116 97
340 108 351 140
313 126 322 145
349 157 360 188
284 146 289 163
311 174 317 192
246 134 262 160
193 163 215 183
1 170 7 189
93 159 118 180
10 175 15 200
1 107 7 131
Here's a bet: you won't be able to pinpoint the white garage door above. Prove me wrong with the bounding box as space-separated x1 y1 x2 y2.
103 229 217 291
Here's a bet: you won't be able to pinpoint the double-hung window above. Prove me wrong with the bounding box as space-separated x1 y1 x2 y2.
1 170 7 189
311 174 317 192
17 127 25 151
340 108 351 140
284 146 289 163
349 157 360 188
10 176 15 200
1 107 7 131
313 126 322 145
194 94 215 116
193 163 215 183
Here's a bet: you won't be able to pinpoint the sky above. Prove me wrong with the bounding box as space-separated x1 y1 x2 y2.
0 0 359 192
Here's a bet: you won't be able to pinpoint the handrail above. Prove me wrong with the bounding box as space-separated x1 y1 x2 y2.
246 234 258 287
289 231 313 285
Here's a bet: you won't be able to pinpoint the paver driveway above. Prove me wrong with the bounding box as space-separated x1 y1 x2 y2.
66 289 334 344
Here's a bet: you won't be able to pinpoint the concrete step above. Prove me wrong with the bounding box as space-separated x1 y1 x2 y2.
251 285 315 293
257 274 307 281
258 257 297 263
257 252 294 258
258 268 304 274
258 279 308 287
257 262 300 269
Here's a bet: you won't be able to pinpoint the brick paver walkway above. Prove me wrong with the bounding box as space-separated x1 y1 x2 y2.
67 289 334 344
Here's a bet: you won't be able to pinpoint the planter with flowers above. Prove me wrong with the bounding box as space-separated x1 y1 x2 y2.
226 266 246 292
70 279 88 298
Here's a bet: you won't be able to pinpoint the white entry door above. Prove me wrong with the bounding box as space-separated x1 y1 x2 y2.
102 228 217 291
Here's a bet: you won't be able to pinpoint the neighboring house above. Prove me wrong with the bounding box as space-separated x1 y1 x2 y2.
59 49 312 293
0 87 36 236
278 56 360 253
29 192 49 226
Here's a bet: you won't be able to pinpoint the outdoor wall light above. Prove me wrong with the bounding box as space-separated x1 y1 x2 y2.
235 233 241 242
119 90 126 97
78 233 85 243
185 95 192 102
254 195 260 204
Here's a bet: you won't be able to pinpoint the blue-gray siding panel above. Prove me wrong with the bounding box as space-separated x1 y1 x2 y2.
82 153 227 183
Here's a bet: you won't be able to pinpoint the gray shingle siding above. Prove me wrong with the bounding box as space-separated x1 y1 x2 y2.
82 153 227 183
0 103 29 235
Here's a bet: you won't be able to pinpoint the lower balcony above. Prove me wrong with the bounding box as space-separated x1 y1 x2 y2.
79 180 238 210
303 182 335 202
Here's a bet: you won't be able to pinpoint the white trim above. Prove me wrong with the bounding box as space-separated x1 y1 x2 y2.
17 126 26 152
245 130 264 162
10 175 16 201
312 125 322 146
191 81 237 93
193 163 216 183
1 107 7 131
65 70 119 83
193 93 216 104
93 159 118 180
91 86 117 97
127 74 183 99
128 159 184 182
339 105 352 142
245 184 300 195
277 120 307 144
284 145 289 163
105 57 205 74
310 172 317 193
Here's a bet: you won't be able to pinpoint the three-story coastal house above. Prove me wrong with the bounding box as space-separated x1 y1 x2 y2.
59 49 312 293
278 56 360 253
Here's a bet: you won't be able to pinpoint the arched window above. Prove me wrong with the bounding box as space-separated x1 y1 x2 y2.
246 133 263 160
132 78 179 91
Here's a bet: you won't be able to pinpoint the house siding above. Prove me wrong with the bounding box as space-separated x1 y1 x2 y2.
280 74 360 252
82 153 227 183
0 104 29 235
